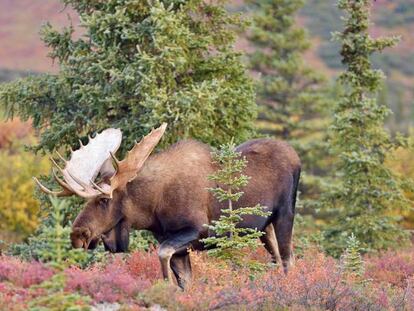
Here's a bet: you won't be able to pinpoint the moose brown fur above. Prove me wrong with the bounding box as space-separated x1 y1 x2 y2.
70 138 301 288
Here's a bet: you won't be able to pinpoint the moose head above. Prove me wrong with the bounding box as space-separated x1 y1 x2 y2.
34 124 167 252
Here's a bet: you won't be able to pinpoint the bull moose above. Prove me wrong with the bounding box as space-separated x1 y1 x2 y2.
34 124 301 288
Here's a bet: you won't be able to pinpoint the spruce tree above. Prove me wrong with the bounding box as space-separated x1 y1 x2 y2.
247 0 332 213
202 142 270 269
0 0 256 155
341 233 364 279
322 0 412 256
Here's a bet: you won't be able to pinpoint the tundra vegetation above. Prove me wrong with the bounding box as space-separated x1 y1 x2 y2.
0 0 414 310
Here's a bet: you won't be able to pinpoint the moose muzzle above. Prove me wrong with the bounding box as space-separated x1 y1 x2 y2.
70 227 96 250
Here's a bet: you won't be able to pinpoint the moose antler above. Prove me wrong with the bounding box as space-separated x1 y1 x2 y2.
34 124 167 199
34 128 122 199
109 123 167 196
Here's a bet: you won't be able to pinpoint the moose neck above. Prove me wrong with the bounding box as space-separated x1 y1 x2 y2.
117 139 216 239
119 149 173 231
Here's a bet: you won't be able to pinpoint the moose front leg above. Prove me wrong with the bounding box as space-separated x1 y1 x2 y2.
158 228 199 288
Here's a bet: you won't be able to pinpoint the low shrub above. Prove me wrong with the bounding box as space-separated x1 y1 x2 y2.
0 256 54 287
365 248 414 287
65 255 153 304
1 247 414 310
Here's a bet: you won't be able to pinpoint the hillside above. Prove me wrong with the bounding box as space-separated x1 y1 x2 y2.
0 0 77 75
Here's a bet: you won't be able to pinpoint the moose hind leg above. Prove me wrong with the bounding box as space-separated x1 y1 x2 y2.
260 223 282 264
158 228 199 288
171 253 192 289
274 212 294 273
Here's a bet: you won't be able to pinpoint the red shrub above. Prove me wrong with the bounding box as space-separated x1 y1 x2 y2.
1 247 414 309
0 283 31 311
365 248 414 287
0 256 54 287
65 255 152 303
127 249 161 282
171 250 412 310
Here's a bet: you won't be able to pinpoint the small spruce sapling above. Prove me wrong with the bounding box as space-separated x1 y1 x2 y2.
202 142 270 268
36 197 91 269
341 233 365 281
9 197 102 267
28 197 92 310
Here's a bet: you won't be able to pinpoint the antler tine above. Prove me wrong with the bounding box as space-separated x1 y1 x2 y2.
52 169 74 192
90 179 110 195
109 152 120 171
66 171 107 198
66 170 88 190
94 176 103 185
50 157 64 173
55 151 67 163
33 177 73 197
79 139 84 147
108 123 166 195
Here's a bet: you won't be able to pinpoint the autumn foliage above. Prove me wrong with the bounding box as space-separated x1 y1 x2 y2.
1 247 414 310
0 115 50 243
0 119 32 149
0 142 49 241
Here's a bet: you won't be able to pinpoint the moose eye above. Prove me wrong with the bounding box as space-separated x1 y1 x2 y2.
99 198 109 207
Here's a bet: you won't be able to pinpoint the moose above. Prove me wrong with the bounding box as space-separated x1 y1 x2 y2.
34 124 301 288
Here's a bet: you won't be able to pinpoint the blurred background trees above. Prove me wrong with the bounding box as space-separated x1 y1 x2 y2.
322 0 412 256
0 130 49 244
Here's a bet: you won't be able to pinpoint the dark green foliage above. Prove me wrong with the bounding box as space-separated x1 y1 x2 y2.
0 0 256 155
202 142 270 268
129 230 157 252
322 0 412 257
248 0 328 140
